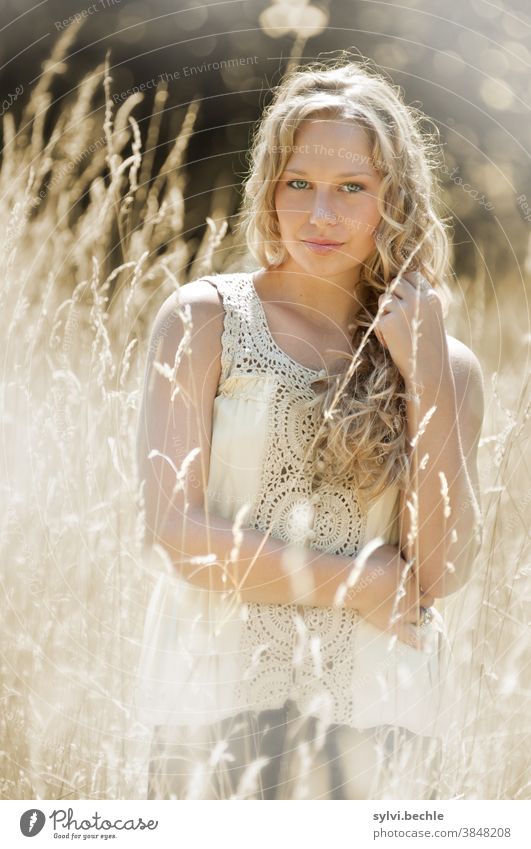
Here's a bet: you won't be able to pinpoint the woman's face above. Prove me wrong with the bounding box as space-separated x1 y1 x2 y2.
273 118 383 283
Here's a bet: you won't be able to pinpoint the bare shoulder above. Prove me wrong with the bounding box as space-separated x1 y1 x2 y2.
148 277 225 356
178 276 224 308
153 277 223 327
446 335 484 392
446 334 484 437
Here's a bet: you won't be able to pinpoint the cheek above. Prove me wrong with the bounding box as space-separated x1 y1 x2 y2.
273 185 289 219
275 186 306 223
346 198 380 237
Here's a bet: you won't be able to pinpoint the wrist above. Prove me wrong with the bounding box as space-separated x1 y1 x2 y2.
343 544 403 614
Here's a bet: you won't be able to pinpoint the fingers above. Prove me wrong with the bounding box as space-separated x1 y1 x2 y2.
392 272 430 295
396 622 420 650
402 576 435 624
373 324 387 348
420 589 435 608
378 292 395 313
398 595 422 627
376 278 419 325
405 609 423 626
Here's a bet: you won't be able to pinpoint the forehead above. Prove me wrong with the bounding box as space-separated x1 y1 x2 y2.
285 118 379 176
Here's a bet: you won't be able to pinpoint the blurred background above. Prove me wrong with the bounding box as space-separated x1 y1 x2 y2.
0 0 530 800
1 0 530 293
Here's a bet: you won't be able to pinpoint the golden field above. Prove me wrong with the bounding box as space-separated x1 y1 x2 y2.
1 28 530 800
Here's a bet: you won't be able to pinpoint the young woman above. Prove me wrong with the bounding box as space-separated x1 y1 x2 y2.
134 59 484 800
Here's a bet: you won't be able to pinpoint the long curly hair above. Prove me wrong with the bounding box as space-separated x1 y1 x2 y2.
237 57 454 509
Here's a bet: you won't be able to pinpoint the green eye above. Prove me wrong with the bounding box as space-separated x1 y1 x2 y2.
286 179 364 193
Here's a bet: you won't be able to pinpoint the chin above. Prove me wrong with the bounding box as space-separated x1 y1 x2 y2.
294 248 358 273
292 244 339 263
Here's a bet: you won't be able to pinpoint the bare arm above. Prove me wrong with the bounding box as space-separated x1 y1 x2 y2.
399 335 484 598
157 500 415 609
157 499 432 649
136 278 433 643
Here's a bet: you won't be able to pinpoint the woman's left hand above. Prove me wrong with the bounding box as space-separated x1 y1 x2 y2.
373 271 450 388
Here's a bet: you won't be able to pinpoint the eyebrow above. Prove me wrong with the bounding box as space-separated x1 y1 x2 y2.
283 167 377 179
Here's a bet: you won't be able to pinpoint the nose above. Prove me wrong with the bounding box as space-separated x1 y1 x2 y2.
308 183 338 227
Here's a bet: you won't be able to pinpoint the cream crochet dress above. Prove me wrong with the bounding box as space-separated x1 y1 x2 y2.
134 270 449 738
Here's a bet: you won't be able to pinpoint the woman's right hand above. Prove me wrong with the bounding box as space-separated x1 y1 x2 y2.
354 547 435 649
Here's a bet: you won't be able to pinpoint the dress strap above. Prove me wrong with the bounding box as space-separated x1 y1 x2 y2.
202 273 250 386
202 272 316 391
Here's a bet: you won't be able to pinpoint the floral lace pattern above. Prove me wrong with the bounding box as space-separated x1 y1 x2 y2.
206 272 374 723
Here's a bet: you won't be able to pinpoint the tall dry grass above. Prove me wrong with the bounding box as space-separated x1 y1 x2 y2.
0 29 529 799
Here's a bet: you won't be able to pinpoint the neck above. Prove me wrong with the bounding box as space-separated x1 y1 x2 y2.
258 262 363 334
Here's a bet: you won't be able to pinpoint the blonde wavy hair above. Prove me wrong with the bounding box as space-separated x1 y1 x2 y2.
237 57 454 509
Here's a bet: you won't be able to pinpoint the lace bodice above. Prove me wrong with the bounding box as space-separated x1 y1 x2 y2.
134 269 447 737
214 270 366 554
206 271 382 724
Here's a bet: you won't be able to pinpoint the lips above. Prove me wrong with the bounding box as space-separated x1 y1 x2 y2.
301 239 345 254
302 239 345 246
